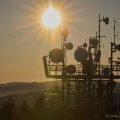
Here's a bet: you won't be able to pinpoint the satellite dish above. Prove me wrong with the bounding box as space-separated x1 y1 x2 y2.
49 48 64 63
62 30 69 38
66 65 76 74
74 47 88 62
83 43 87 48
90 39 98 47
94 50 101 62
102 67 110 75
65 42 73 50
103 17 109 25
116 44 120 51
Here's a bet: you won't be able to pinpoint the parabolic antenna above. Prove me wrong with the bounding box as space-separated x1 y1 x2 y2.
103 17 109 25
90 39 98 47
65 42 73 50
102 67 110 75
49 48 64 63
74 47 88 62
94 50 101 62
116 44 120 51
66 65 76 74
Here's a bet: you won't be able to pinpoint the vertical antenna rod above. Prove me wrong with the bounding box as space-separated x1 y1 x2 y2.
98 14 101 75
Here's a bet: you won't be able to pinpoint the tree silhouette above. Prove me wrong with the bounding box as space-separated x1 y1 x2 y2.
45 80 66 120
1 97 16 120
0 82 68 120
33 92 46 120
21 100 32 120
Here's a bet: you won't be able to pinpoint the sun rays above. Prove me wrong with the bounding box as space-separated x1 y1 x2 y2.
13 0 87 46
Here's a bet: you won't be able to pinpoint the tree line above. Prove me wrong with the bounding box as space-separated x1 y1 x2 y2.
0 81 108 120
0 81 68 120
0 92 68 120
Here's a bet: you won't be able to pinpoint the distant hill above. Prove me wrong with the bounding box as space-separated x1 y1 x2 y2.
0 81 61 97
0 91 45 107
0 81 119 107
0 82 29 87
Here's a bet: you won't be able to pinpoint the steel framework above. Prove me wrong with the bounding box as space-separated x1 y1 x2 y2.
43 14 120 120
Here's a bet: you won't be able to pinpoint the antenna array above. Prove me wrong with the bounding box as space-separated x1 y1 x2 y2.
43 14 120 120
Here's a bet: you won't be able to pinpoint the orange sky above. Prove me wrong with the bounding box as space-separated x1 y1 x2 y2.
0 0 120 83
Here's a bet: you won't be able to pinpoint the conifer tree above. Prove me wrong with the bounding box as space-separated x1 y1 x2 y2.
33 92 45 120
21 100 32 120
1 97 16 120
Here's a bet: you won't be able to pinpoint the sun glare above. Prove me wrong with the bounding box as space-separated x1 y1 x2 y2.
42 6 61 29
16 0 83 45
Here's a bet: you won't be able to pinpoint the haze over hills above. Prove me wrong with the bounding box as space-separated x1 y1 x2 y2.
0 81 119 107
0 81 61 107
0 82 29 87
0 81 119 96
0 81 60 97
0 91 43 107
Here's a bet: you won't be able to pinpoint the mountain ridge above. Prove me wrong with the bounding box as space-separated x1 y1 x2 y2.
0 81 119 107
0 81 60 97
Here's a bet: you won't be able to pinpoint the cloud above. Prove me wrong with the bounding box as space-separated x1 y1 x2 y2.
14 36 36 41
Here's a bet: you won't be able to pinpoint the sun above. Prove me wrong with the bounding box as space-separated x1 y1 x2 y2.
15 0 83 45
41 6 61 29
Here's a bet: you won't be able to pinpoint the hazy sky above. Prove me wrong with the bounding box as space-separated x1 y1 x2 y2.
0 0 120 83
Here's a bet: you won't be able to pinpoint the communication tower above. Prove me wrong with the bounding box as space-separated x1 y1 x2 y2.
43 14 120 119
